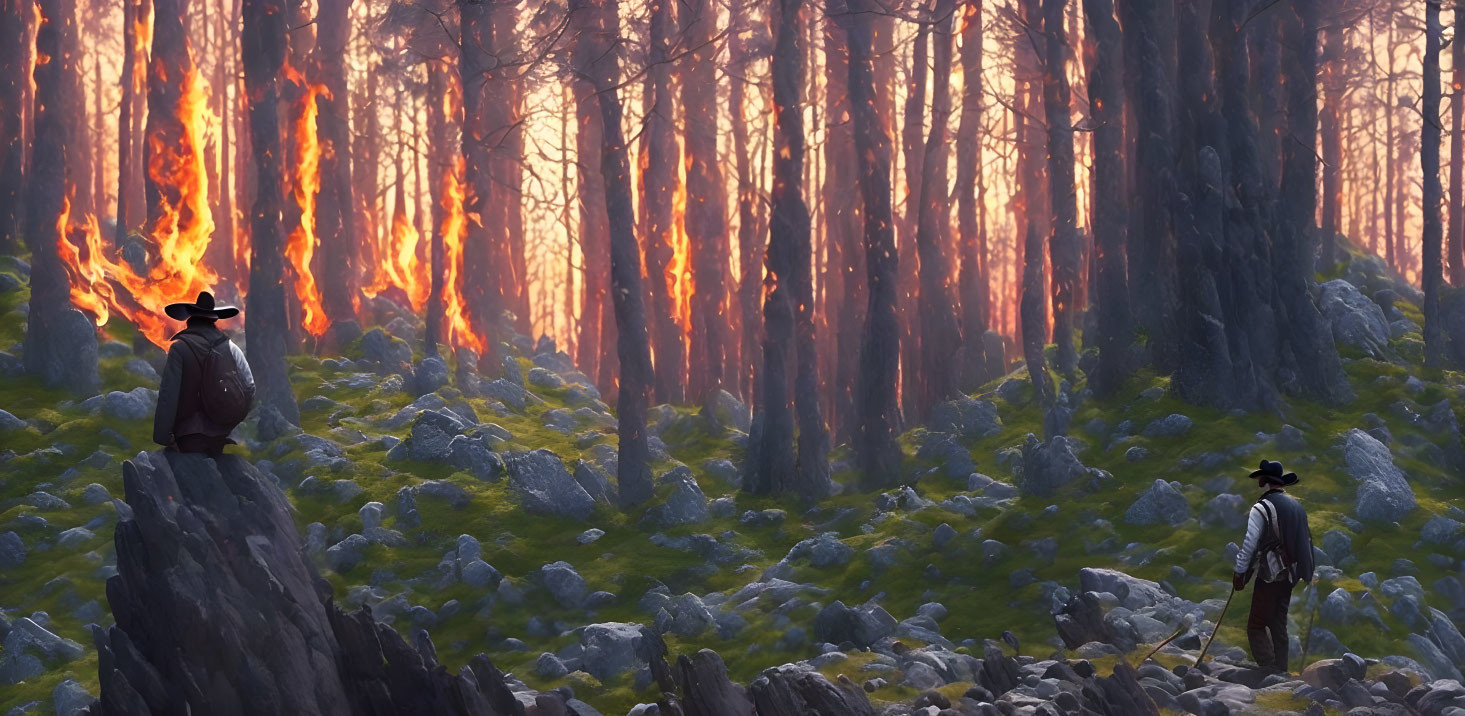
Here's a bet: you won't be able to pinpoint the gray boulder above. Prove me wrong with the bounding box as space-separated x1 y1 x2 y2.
701 389 750 433
538 561 590 608
414 356 449 396
813 601 896 648
1141 414 1193 438
52 678 92 716
1124 479 1190 526
929 396 1003 439
1318 279 1391 357
0 408 25 431
1340 429 1417 522
916 433 974 479
1198 493 1246 530
102 387 156 421
579 622 656 681
0 617 85 684
507 449 597 520
0 531 25 569
1018 434 1108 498
641 467 709 527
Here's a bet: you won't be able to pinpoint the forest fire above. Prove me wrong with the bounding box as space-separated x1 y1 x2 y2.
441 159 485 354
668 150 694 334
362 194 427 313
284 65 330 337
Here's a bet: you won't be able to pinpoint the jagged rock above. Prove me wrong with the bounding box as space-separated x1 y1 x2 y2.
92 451 528 715
813 601 896 648
786 533 854 568
573 460 618 505
1319 279 1391 357
674 649 755 716
1 617 84 684
528 367 565 390
1018 434 1109 498
578 622 659 682
1340 428 1417 522
481 379 533 411
1423 516 1465 547
641 467 709 527
360 327 413 367
916 433 974 479
52 678 92 716
1124 479 1191 526
507 449 597 520
747 663 877 715
929 396 1003 439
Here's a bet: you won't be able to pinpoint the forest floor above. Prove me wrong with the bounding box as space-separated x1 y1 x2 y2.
1 248 1463 715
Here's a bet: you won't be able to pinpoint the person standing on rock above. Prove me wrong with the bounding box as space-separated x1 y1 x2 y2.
152 292 256 457
1232 459 1315 674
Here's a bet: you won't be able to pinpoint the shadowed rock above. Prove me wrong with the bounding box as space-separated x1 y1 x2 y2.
87 451 527 715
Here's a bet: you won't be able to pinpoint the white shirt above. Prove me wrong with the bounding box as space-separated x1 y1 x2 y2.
1235 499 1286 581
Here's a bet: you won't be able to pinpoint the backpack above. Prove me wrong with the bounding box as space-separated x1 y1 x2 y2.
178 332 255 426
1254 497 1298 584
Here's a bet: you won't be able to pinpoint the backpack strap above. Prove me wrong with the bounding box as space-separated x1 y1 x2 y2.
1257 496 1297 582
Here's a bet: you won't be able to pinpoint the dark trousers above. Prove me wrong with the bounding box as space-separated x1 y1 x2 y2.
1247 579 1294 671
173 434 230 457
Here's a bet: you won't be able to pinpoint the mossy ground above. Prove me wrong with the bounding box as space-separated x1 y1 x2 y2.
1 275 1462 714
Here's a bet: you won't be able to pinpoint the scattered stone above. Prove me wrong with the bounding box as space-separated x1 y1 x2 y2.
1199 493 1246 530
0 531 26 569
1319 279 1392 357
80 483 111 505
415 356 450 396
1141 414 1194 438
813 601 896 648
578 528 605 545
1124 446 1149 462
0 408 25 431
56 527 94 548
1124 479 1190 526
102 387 156 421
640 467 709 527
1018 434 1109 498
700 389 751 433
929 396 1003 439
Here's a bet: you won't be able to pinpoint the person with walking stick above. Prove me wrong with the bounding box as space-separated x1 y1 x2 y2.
1231 460 1316 674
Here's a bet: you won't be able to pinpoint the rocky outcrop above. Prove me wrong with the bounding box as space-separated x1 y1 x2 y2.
1318 279 1392 358
1340 428 1417 523
86 451 558 715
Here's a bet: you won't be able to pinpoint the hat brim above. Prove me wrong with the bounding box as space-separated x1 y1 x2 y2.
1251 470 1299 486
165 303 239 320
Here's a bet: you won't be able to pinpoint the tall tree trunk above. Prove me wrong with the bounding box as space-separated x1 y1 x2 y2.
23 0 100 397
1273 0 1350 403
1083 0 1130 398
733 4 766 408
956 0 990 392
208 0 237 284
315 0 356 338
460 0 499 354
1318 20 1342 271
426 60 449 358
572 65 610 392
0 0 26 253
146 0 198 240
913 0 963 418
1384 18 1396 271
1423 0 1445 366
1450 0 1465 285
1042 0 1077 379
1019 223 1050 421
642 0 684 405
243 0 300 425
491 5 529 338
59 0 89 217
834 0 901 490
683 0 727 401
898 15 928 422
826 7 864 435
575 0 654 507
748 0 831 500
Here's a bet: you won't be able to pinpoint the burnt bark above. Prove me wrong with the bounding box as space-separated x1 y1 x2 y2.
1423 0 1444 366
575 0 654 507
1041 0 1078 378
244 0 301 426
0 0 25 253
913 0 963 418
315 0 357 334
748 0 831 501
834 0 902 490
1082 0 1130 398
23 0 100 398
145 0 199 239
642 0 685 405
682 0 728 400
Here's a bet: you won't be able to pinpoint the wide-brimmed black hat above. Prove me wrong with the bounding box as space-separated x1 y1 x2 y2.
1249 459 1299 486
165 291 238 321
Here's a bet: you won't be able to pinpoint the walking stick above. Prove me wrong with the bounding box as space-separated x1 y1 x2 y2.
1296 578 1320 672
1197 586 1237 665
1134 615 1197 667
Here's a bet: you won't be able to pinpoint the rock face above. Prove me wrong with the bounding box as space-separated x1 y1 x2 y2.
1318 279 1391 358
90 451 536 716
1340 429 1417 523
505 449 597 520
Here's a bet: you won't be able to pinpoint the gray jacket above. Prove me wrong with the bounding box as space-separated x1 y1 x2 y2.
152 324 254 446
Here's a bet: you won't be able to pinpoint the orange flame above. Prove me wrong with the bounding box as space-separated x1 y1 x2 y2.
667 147 694 333
283 64 330 337
362 194 427 312
442 158 485 354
